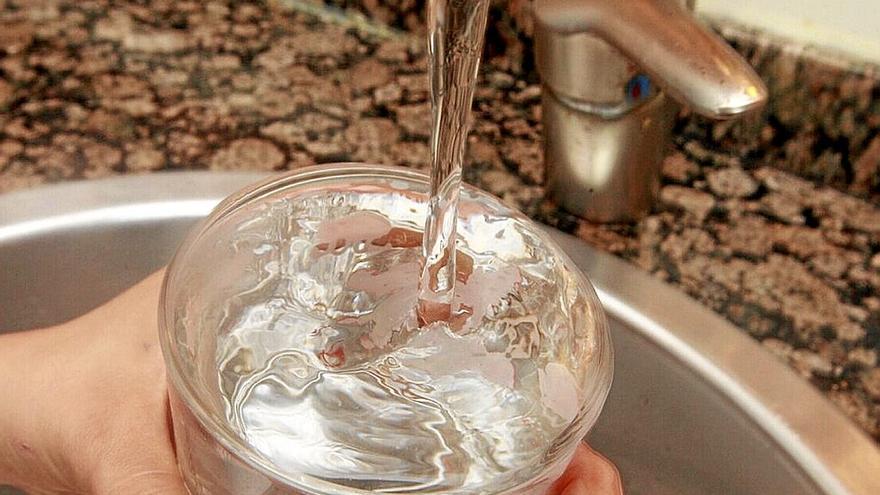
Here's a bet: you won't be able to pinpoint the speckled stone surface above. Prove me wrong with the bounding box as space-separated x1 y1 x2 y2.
330 0 880 205
0 0 878 441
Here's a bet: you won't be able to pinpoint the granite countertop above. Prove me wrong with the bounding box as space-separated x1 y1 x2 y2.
0 1 878 441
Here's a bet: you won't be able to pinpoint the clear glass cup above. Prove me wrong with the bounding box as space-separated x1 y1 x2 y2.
159 164 613 495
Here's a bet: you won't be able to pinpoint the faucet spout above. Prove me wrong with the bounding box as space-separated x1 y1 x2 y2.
534 0 768 118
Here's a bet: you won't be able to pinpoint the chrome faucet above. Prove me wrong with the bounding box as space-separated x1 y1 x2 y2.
533 0 768 222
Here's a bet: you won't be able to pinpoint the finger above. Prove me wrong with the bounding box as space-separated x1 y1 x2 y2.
551 443 623 495
562 480 590 495
95 467 188 495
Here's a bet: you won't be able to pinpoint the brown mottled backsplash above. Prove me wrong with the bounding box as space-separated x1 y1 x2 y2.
325 0 880 206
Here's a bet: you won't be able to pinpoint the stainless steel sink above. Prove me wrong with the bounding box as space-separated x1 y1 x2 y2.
2 173 879 494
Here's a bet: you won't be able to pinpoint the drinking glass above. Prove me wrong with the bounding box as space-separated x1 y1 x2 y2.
158 163 613 495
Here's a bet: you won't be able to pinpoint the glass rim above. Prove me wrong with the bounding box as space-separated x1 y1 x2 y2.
158 162 613 494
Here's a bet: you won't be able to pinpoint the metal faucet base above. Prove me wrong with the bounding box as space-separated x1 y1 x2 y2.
543 89 677 223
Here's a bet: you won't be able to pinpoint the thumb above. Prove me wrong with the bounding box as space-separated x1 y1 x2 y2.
90 434 188 495
90 415 188 495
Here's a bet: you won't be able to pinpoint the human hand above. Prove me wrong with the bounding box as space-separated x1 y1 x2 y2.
0 271 185 495
0 272 622 495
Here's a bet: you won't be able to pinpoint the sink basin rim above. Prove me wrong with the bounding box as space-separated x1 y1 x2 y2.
1 171 878 494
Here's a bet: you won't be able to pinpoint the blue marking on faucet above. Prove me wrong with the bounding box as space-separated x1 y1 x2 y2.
626 74 651 102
